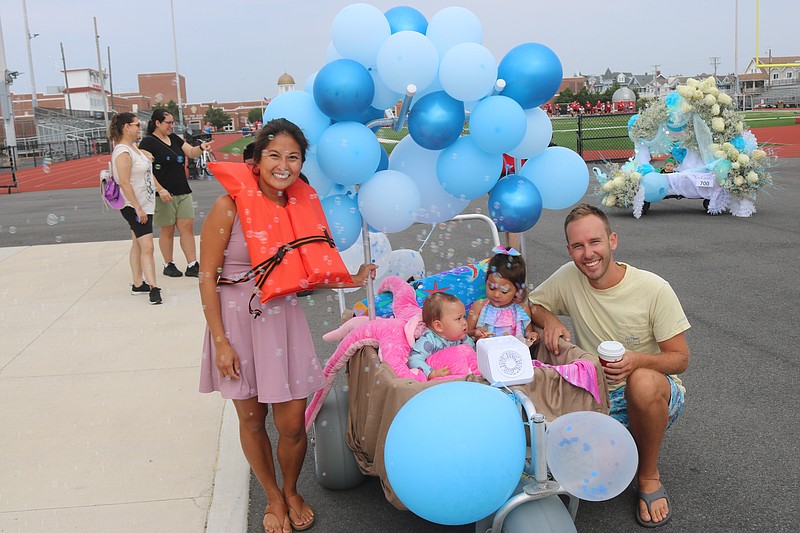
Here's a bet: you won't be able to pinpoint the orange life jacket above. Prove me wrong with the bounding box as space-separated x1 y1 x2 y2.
209 162 353 316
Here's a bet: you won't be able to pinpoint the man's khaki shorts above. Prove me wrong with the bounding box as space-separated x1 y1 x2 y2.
154 193 195 227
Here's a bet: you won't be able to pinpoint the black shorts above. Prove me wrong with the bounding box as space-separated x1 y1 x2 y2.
121 206 154 238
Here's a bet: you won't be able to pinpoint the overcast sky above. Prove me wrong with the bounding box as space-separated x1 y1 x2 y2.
1 0 796 104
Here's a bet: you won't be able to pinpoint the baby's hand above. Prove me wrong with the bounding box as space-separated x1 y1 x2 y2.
474 328 494 340
428 366 451 380
525 331 540 347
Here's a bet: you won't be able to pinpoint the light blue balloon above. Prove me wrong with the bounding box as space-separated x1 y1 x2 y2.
304 71 317 93
370 69 402 110
498 42 563 109
317 121 382 186
519 146 589 210
731 135 747 152
507 107 554 159
469 95 527 155
331 3 391 68
384 5 427 34
376 31 440 94
407 91 465 150
627 114 638 130
301 150 333 197
385 382 525 525
425 6 483 57
313 59 375 122
321 194 363 250
488 175 543 233
326 41 343 63
641 172 670 203
439 42 497 102
357 170 421 233
262 91 330 146
376 144 389 172
388 135 469 223
436 135 502 199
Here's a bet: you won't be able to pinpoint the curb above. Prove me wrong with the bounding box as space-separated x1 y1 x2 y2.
205 400 250 533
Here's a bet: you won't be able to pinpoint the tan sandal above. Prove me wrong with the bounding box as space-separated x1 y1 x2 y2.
286 494 315 531
263 503 291 533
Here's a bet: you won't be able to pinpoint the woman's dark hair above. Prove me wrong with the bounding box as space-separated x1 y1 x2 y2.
251 118 309 166
146 108 173 135
487 253 527 291
108 112 137 142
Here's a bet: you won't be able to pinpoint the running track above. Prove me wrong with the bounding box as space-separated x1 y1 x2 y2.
2 127 797 194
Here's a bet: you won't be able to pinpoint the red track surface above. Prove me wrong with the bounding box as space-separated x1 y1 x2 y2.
2 133 244 194
2 128 797 195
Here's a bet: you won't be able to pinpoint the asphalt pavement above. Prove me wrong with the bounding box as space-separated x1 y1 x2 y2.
1 162 798 533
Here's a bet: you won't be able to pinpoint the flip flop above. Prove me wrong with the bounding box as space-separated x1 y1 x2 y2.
286 494 315 531
636 484 672 528
263 503 290 533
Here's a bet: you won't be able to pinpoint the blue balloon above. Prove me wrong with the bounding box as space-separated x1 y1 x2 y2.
301 151 333 197
425 6 483 57
507 107 553 159
385 382 525 525
331 3 391 68
313 59 375 122
636 163 655 175
262 91 330 145
665 92 681 110
376 31 439 94
439 42 497 102
469 95 527 155
436 135 502 199
376 144 389 172
497 43 563 109
641 171 670 202
321 194 363 250
627 114 638 130
408 91 465 150
488 175 543 233
357 170 421 233
384 6 427 34
519 146 589 210
714 159 732 184
316 121 382 186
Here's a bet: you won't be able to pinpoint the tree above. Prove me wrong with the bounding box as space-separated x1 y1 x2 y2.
248 108 264 124
204 104 231 130
556 87 575 104
154 99 180 120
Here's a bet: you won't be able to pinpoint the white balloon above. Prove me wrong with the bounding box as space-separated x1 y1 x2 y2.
339 231 392 291
385 249 426 281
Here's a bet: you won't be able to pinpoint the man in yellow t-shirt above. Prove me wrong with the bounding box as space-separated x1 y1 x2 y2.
530 204 690 528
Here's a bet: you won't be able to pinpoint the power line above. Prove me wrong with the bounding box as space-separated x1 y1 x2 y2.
709 56 721 77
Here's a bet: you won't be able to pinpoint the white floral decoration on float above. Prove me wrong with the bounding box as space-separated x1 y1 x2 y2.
601 76 775 218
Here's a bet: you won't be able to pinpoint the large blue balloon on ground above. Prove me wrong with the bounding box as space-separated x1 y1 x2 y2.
313 59 375 122
385 382 525 525
498 43 563 109
519 147 589 210
488 175 543 233
407 91 465 150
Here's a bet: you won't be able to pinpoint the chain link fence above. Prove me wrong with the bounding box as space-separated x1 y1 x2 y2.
551 112 636 162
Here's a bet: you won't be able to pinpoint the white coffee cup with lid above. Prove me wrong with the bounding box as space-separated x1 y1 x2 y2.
597 341 625 366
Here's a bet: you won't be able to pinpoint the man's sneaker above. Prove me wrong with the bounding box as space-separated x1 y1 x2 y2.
149 287 162 305
163 262 183 277
131 281 150 295
185 262 199 277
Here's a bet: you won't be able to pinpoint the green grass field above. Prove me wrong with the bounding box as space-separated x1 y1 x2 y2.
217 109 797 156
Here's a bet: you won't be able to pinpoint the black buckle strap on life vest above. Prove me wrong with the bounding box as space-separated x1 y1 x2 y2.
217 230 337 318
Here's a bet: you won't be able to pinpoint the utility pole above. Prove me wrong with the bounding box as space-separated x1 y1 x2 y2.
710 56 721 78
735 0 740 106
651 64 660 78
170 0 185 126
1 10 19 150
107 46 114 112
60 42 73 116
93 17 110 135
21 0 38 111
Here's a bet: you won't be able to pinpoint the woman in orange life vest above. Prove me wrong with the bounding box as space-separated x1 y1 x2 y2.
199 118 376 533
